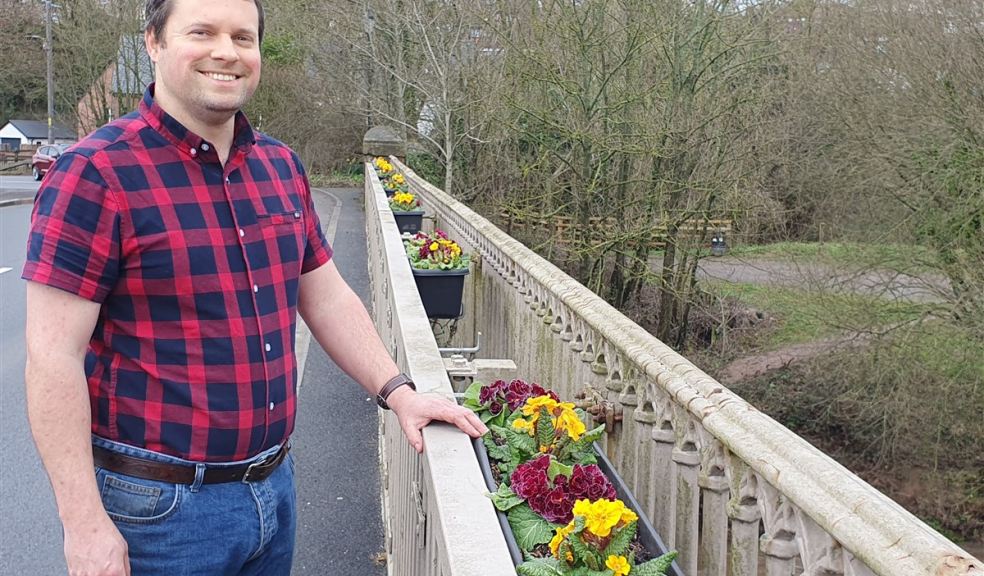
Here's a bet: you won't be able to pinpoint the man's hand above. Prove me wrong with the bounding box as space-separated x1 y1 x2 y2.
387 386 488 453
63 512 130 576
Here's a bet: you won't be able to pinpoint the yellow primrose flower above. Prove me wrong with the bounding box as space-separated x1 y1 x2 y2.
549 522 575 558
512 418 534 434
392 174 405 184
392 192 415 206
620 506 638 525
572 499 629 538
522 395 559 418
429 242 439 251
555 407 586 441
606 555 631 576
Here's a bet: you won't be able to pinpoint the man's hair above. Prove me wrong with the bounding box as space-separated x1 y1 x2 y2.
144 0 265 44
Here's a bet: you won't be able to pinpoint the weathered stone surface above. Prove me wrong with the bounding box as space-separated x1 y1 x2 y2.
362 126 406 160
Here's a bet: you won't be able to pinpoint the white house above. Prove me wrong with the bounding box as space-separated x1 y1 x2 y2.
0 119 77 151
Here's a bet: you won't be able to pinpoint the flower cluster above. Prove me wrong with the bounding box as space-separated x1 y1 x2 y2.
478 379 558 416
513 394 587 443
465 379 677 576
546 499 642 574
406 229 469 270
373 156 393 176
384 172 409 194
389 191 421 212
510 455 616 524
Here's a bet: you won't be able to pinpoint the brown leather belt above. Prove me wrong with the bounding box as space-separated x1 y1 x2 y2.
92 443 290 485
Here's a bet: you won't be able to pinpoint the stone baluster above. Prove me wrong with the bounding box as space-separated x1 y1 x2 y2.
648 384 677 548
698 437 730 576
632 397 657 517
727 465 762 576
797 514 845 576
673 412 702 575
759 481 799 576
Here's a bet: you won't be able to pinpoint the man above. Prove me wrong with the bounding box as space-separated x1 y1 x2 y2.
22 0 487 574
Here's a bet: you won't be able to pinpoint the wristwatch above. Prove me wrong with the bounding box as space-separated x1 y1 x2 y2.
376 373 416 410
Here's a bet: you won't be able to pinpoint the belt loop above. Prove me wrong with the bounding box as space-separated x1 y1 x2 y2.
190 463 206 492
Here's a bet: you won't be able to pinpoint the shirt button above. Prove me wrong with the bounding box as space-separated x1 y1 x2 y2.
269 402 275 411
253 284 259 293
225 177 231 184
294 211 301 218
201 143 210 151
239 228 245 237
265 342 272 352
189 147 197 156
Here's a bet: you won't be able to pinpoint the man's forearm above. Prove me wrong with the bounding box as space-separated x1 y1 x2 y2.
25 355 104 526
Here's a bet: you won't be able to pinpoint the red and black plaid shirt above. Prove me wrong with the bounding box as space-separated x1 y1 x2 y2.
23 85 332 462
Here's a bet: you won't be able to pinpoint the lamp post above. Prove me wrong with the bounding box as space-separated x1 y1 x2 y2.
44 0 55 144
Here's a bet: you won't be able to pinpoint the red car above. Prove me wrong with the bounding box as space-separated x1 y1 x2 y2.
31 143 70 181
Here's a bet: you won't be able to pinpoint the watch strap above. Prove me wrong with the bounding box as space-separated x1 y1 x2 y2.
376 373 416 410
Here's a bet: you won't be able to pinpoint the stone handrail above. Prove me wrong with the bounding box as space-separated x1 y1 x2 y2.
391 156 983 576
363 165 515 576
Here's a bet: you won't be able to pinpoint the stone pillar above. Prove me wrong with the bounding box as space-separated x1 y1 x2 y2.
363 126 407 163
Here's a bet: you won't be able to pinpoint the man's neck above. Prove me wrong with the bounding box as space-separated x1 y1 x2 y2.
154 93 236 165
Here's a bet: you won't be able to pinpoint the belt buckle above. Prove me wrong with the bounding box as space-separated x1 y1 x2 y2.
242 445 284 483
242 456 269 483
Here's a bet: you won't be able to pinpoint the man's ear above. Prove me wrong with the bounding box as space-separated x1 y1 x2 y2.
145 28 161 63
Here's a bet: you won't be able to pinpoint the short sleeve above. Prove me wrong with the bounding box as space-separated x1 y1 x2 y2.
293 155 332 273
21 152 122 302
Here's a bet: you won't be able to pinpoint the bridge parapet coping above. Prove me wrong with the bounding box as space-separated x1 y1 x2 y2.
391 156 984 576
364 165 514 576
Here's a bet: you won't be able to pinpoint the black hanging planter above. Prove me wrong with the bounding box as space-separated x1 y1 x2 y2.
393 210 425 234
471 437 684 575
412 267 468 319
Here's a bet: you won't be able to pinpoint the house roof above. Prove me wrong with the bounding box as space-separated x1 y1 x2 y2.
112 35 154 95
6 119 77 140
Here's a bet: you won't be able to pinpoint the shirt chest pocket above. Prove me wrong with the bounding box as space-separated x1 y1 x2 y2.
254 210 306 269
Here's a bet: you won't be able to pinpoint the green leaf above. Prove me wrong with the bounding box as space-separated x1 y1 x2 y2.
603 521 636 558
569 532 603 570
490 483 524 511
462 381 484 409
547 458 573 483
633 551 679 576
508 504 558 550
503 424 538 456
487 441 512 463
516 558 565 576
536 406 556 449
569 569 610 576
580 422 606 444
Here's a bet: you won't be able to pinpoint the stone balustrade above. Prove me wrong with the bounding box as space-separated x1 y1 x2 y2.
378 155 983 576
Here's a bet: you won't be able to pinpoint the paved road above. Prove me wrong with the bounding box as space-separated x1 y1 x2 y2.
0 189 385 575
0 175 40 206
694 256 948 303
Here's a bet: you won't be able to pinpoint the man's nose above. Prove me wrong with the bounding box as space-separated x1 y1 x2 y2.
210 34 241 61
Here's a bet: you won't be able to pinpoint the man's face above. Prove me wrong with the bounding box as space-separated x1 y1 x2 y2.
145 0 261 127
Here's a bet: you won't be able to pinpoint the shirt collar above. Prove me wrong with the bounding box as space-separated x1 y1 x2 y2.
138 83 256 158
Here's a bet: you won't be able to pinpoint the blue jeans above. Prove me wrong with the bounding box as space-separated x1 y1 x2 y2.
91 436 296 575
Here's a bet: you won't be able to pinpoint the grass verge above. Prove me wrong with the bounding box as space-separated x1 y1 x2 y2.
705 281 931 348
308 170 364 188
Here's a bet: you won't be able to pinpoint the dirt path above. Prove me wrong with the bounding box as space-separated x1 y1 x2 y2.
686 256 951 383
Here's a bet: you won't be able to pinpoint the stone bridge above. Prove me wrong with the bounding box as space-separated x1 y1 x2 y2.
361 129 983 576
